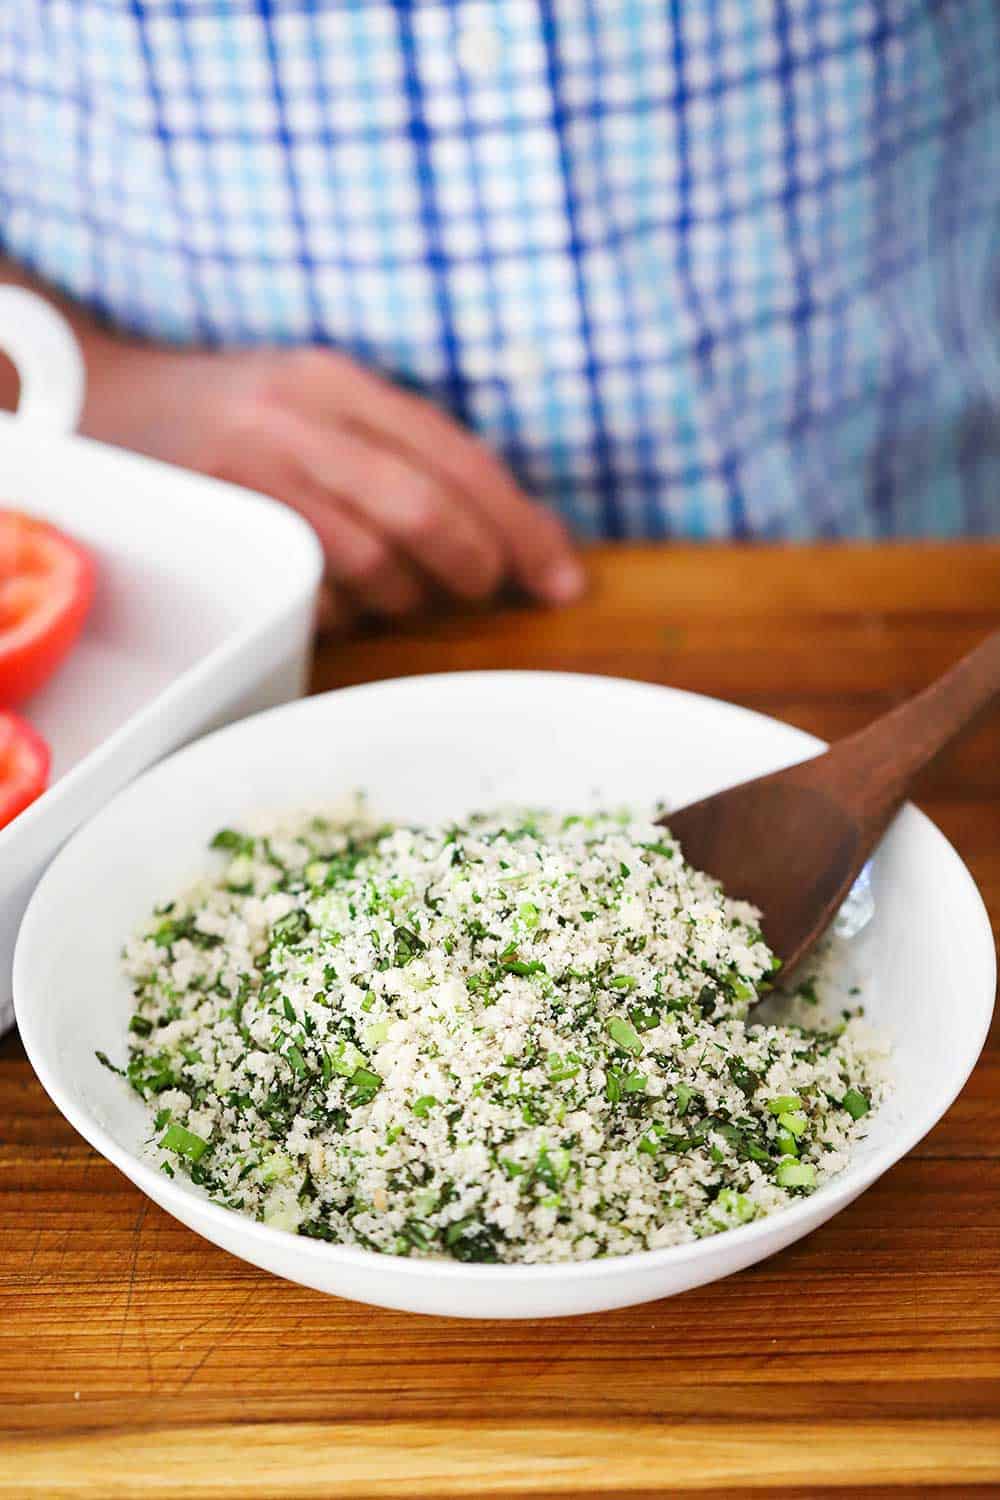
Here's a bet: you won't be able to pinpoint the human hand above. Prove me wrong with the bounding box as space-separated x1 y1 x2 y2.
82 340 586 621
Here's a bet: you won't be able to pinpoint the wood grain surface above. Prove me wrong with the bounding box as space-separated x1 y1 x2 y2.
2 543 998 1498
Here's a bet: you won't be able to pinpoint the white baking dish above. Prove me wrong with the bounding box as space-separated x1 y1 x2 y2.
0 288 323 1029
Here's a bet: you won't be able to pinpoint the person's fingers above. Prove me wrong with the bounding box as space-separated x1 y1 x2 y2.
481 497 584 606
293 422 503 601
289 483 426 617
283 350 586 604
314 581 358 638
210 414 425 617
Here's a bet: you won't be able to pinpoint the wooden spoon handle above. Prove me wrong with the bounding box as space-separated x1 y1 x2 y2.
807 628 1000 821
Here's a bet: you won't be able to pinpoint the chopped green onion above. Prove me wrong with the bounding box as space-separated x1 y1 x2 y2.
606 1016 643 1055
776 1158 816 1189
160 1123 209 1162
328 1040 365 1077
412 1188 437 1218
411 1094 439 1118
259 1152 294 1184
767 1094 802 1115
535 1146 572 1188
714 1188 755 1224
724 974 755 1005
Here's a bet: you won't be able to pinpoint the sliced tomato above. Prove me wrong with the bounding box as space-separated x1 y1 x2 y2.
0 711 50 829
0 510 95 707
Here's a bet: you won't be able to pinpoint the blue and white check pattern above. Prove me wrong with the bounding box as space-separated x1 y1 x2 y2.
1 1 998 538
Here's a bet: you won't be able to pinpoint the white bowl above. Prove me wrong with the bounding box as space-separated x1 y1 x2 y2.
14 672 996 1318
0 290 324 1027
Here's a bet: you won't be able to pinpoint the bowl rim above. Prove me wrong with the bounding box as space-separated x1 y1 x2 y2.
14 670 997 1283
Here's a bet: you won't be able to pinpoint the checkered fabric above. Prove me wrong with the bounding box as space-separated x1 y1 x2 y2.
1 2 998 538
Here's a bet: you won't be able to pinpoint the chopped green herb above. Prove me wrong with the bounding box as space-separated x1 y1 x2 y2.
727 1057 760 1100
271 909 312 946
842 1087 870 1120
210 828 255 856
346 1067 382 1107
502 955 547 978
393 925 426 964
674 1081 696 1117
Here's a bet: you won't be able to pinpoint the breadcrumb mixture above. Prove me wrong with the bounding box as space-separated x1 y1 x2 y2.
106 806 890 1263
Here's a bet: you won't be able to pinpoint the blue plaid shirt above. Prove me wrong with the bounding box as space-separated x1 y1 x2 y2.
2 2 998 539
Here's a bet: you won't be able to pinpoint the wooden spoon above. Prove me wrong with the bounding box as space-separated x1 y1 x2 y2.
664 629 1000 975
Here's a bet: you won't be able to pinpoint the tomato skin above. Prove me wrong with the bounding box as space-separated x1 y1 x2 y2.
0 511 95 708
0 711 51 830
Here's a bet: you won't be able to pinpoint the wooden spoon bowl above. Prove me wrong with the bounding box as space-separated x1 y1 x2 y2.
665 630 1000 974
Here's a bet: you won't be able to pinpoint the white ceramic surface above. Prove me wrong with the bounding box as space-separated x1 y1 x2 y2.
14 672 996 1319
0 290 324 1027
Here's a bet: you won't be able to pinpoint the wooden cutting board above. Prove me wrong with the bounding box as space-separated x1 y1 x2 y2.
2 543 998 1498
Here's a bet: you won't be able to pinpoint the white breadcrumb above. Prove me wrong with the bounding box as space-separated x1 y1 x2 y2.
106 804 891 1264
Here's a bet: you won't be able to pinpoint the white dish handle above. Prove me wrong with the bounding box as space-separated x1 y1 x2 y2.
0 286 86 433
